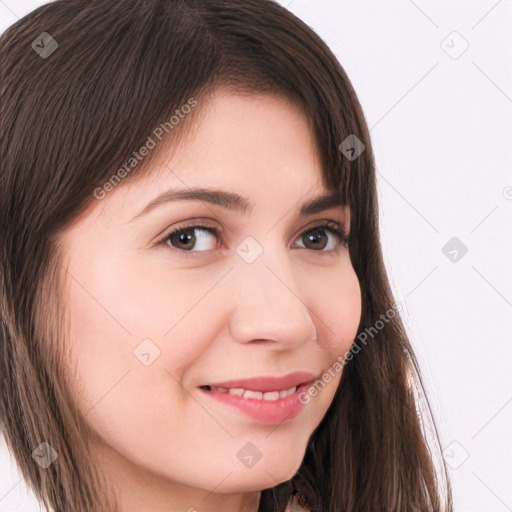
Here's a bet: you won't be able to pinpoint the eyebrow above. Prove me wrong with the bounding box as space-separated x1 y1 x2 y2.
129 187 345 222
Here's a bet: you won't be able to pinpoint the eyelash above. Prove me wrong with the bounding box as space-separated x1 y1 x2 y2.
156 220 349 259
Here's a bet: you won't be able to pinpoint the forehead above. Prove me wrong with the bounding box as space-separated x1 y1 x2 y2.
78 90 342 232
82 90 338 228
135 89 321 181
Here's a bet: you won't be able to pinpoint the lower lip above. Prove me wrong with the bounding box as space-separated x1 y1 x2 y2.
199 382 313 424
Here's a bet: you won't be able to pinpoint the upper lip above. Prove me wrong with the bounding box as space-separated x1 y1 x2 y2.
201 371 318 392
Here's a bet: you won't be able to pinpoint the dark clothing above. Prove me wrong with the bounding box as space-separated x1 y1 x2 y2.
258 470 322 512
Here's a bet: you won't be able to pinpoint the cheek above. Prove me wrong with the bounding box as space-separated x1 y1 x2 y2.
63 277 136 422
63 272 192 470
313 261 362 357
61 253 213 438
60 256 164 422
310 264 361 401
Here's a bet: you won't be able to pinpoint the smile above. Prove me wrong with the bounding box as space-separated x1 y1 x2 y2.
200 385 298 401
199 378 316 424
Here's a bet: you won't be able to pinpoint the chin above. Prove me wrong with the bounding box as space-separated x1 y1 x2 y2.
227 457 304 492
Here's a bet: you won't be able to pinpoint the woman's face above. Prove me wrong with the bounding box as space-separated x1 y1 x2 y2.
58 90 361 507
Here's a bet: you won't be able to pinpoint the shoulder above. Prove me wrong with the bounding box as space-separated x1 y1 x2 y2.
258 470 320 512
284 491 312 511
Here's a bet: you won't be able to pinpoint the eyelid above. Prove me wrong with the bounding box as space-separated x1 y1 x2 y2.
154 218 349 257
152 218 220 243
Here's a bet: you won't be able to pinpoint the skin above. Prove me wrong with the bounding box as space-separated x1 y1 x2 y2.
57 89 362 512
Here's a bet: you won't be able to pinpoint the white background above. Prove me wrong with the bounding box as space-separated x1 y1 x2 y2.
1 1 511 511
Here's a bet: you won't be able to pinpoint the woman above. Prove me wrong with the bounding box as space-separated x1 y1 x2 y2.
0 1 453 511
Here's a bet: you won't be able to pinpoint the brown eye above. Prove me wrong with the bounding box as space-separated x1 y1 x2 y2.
302 228 330 250
164 226 217 251
157 221 348 257
296 223 348 252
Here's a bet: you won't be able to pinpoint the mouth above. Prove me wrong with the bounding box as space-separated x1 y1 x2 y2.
199 381 312 401
198 371 318 424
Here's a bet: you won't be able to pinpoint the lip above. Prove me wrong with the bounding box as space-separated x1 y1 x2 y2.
202 371 317 393
199 371 317 424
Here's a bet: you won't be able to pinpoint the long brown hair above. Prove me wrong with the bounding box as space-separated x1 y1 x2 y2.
0 1 452 511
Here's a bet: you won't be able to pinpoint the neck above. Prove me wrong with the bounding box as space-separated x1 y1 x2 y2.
92 441 263 512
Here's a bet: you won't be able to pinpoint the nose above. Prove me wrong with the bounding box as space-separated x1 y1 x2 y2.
227 241 317 349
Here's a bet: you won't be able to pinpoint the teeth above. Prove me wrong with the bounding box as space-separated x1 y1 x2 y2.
243 390 263 400
280 387 296 398
209 385 297 400
212 387 229 393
